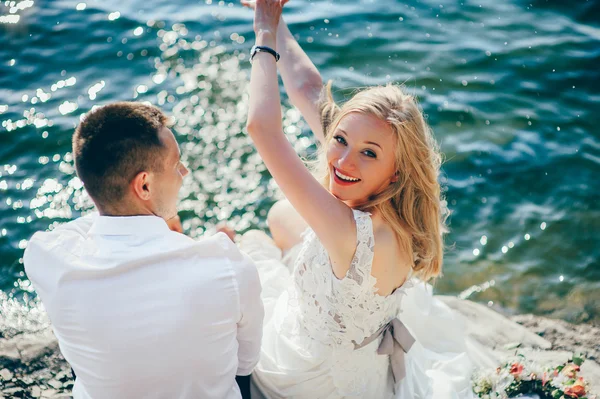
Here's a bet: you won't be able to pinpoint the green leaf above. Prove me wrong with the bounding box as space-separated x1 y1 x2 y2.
572 356 584 366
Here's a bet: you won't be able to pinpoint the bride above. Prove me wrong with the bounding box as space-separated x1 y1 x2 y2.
236 0 479 397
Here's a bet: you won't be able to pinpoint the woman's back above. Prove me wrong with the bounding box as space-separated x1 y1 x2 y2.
292 209 411 349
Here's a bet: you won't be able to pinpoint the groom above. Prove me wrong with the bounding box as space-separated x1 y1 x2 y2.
24 102 263 399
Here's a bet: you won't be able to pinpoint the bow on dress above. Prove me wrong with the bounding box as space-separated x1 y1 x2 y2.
354 318 416 393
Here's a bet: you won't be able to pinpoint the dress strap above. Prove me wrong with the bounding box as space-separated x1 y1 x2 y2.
346 209 375 286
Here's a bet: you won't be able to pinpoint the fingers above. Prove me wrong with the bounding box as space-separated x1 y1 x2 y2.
240 0 256 9
166 215 184 234
216 222 237 242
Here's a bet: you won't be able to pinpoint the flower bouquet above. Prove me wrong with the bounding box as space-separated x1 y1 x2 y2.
473 354 596 399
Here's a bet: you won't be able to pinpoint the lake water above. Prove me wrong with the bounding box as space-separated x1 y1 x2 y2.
1 0 599 326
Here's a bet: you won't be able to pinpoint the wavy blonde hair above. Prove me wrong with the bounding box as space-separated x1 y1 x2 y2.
315 82 449 281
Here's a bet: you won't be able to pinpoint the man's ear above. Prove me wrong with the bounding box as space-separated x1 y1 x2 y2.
131 171 151 201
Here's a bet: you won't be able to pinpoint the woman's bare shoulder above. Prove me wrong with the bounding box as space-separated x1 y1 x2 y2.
370 214 413 296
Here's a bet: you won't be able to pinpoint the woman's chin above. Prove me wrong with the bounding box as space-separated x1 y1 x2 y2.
330 188 357 206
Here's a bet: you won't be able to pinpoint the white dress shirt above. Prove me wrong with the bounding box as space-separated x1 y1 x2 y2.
24 213 263 399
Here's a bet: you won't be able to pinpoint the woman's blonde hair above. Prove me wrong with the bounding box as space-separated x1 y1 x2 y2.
315 82 449 281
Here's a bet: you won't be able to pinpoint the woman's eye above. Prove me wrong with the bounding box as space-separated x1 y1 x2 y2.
363 150 377 158
334 135 347 145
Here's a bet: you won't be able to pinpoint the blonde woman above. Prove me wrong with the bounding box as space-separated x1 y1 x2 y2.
238 0 478 397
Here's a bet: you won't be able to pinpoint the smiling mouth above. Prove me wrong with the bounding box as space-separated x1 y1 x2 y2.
333 167 361 183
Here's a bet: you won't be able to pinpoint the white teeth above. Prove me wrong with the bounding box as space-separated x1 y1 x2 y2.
334 169 360 182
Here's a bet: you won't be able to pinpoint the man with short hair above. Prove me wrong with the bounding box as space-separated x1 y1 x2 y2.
24 102 263 399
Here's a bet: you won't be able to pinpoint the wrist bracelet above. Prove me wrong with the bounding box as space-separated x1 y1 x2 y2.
250 45 280 63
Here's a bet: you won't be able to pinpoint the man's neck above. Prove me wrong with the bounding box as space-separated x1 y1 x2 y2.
97 202 156 218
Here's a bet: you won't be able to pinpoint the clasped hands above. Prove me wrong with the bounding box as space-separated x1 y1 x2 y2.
241 0 289 34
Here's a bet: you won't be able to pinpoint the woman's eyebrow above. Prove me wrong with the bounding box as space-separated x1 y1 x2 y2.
337 128 382 149
365 141 382 150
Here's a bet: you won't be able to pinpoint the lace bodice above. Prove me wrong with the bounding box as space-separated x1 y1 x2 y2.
290 209 413 351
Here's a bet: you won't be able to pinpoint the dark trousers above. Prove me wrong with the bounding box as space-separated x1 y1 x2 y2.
236 374 252 399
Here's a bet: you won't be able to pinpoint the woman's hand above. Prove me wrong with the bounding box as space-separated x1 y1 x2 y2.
252 0 288 34
240 0 256 10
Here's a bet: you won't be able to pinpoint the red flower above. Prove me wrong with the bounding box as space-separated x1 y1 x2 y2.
564 384 586 398
509 363 524 377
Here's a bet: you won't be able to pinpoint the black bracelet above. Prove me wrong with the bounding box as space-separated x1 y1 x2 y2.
250 45 280 62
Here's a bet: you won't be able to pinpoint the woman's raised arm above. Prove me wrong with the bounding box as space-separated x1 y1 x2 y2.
246 0 356 278
242 0 325 144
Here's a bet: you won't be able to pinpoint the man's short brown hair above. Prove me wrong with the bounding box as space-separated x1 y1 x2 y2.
73 102 168 206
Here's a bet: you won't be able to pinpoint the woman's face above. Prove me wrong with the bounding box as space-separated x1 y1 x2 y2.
326 112 398 207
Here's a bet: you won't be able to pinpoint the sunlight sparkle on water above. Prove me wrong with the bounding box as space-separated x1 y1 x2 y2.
0 14 20 23
58 101 78 115
540 222 547 230
472 249 480 256
133 27 144 36
88 81 105 100
152 74 166 84
108 11 120 21
480 235 487 245
51 77 77 91
75 2 86 10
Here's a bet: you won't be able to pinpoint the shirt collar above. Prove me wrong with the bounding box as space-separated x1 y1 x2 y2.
88 214 170 236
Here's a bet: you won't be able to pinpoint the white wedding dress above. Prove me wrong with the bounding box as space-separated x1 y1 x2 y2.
239 210 476 399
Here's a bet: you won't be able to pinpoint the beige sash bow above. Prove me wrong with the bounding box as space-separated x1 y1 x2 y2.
354 318 415 392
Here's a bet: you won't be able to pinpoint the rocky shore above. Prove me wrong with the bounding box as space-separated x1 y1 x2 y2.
1 297 598 398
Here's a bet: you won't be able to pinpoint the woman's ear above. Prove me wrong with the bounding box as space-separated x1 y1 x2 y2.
390 172 399 183
131 171 151 201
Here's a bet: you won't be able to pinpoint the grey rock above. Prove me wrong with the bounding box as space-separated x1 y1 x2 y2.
41 388 58 397
47 379 62 389
0 368 13 381
3 387 24 396
31 386 42 397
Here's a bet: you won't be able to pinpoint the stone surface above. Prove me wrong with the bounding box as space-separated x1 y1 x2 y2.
0 368 13 381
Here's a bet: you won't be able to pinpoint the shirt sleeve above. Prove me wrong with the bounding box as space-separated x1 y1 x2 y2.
232 250 264 376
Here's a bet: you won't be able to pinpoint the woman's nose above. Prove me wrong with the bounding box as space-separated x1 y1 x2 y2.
337 149 356 170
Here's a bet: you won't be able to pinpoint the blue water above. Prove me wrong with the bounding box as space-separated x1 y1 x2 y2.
1 0 599 324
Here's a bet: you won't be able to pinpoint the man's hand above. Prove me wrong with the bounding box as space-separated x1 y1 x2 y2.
166 215 184 234
216 222 237 242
